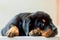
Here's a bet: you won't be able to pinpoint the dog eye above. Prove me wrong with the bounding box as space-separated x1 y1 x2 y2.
42 19 46 23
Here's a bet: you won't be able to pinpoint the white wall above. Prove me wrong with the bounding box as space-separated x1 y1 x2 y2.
0 0 56 35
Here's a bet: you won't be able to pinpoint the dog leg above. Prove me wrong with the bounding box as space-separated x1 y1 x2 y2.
6 25 19 37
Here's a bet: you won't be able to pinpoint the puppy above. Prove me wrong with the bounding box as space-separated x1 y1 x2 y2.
28 11 58 37
1 11 58 38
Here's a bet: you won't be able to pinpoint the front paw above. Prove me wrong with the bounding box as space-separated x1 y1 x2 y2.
6 25 19 37
6 30 15 37
29 28 41 36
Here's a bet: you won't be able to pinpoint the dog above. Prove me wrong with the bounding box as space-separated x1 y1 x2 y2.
1 11 58 38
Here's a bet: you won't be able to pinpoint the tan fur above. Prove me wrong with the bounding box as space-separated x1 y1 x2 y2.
29 28 41 36
42 19 46 23
41 29 53 37
6 25 19 37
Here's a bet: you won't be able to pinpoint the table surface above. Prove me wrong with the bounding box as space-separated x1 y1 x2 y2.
0 36 59 40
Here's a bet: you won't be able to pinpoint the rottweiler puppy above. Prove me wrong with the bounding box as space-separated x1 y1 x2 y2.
1 11 58 38
28 11 58 37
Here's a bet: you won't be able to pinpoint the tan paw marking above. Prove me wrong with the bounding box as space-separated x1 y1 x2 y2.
29 28 41 36
6 25 19 37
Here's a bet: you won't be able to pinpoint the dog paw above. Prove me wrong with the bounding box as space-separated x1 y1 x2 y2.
29 30 34 36
29 28 41 36
6 25 19 37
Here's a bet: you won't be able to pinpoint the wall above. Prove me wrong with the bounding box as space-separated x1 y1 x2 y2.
0 0 56 35
57 0 60 26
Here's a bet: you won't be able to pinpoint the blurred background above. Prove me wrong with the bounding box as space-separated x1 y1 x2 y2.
0 0 60 36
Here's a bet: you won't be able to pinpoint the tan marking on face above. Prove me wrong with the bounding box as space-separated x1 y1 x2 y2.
41 29 53 37
42 19 46 23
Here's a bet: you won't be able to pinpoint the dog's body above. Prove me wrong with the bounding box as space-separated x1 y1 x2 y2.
1 11 58 37
1 13 32 36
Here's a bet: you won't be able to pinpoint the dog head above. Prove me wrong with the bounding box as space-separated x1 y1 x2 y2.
28 11 58 37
